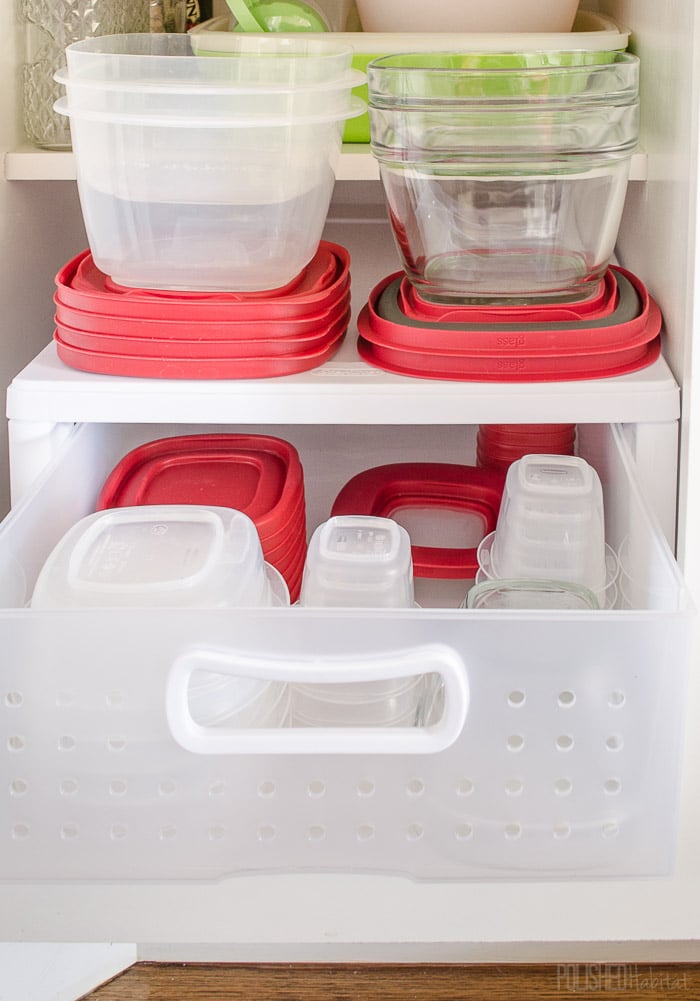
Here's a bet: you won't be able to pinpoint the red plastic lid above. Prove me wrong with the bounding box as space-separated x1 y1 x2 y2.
53 289 351 343
55 242 351 321
54 321 346 379
477 425 576 450
401 269 616 324
96 433 305 542
331 462 505 580
55 300 350 360
270 540 307 603
258 496 308 555
476 442 576 472
357 331 661 383
363 267 660 355
479 423 576 441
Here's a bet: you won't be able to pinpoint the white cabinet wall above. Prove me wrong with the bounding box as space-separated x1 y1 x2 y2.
1 0 700 969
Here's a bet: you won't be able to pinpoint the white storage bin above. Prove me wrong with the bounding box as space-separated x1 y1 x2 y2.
0 418 692 882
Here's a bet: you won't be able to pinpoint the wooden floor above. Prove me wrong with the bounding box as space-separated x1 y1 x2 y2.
81 962 700 1000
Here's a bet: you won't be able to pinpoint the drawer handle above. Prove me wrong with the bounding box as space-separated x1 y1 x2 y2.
165 644 468 755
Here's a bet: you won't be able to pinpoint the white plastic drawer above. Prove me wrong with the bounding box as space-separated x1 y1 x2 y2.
0 421 693 882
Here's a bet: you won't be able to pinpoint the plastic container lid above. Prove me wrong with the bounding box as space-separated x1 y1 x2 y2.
54 242 351 321
476 424 577 470
399 269 618 324
30 505 290 609
362 267 660 354
96 433 305 536
54 301 350 359
54 322 346 379
53 289 350 342
95 433 310 601
357 329 661 383
478 423 576 443
330 462 505 579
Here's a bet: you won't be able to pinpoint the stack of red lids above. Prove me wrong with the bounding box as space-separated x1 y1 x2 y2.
357 266 662 382
96 434 307 601
53 241 351 380
477 424 577 472
331 462 505 580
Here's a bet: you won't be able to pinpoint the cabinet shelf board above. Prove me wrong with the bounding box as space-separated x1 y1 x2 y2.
6 341 679 427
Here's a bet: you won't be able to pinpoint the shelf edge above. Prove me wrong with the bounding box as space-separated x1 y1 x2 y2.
5 146 649 183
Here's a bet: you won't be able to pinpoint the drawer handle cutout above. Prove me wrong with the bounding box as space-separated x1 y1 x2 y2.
166 644 468 755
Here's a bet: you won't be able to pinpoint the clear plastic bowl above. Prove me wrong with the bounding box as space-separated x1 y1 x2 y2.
298 515 414 608
55 66 366 119
54 97 364 292
489 455 607 591
30 504 290 609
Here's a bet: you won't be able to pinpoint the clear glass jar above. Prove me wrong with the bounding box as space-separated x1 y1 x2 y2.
21 0 148 150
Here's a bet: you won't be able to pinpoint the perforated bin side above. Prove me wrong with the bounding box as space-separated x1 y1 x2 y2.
0 422 693 882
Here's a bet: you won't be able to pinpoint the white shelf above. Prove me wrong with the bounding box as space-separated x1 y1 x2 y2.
6 340 680 426
4 144 649 183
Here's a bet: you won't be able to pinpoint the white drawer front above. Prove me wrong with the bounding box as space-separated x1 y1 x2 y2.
0 421 692 881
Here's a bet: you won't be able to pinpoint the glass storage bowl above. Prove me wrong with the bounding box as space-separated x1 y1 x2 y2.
368 53 639 304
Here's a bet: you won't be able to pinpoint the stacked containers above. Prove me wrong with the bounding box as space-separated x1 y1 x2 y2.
474 454 619 609
476 424 577 472
366 51 640 305
30 505 291 728
54 33 365 292
95 434 309 602
294 515 433 727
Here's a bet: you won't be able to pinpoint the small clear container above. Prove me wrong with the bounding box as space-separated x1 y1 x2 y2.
489 455 607 594
293 515 426 727
30 504 289 609
299 515 414 609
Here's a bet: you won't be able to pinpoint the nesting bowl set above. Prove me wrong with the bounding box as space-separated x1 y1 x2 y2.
50 32 369 378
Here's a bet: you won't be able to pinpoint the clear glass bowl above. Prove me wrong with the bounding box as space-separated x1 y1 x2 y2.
367 52 638 303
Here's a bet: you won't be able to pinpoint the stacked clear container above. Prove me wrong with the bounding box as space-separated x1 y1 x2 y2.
54 33 365 291
367 51 640 304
